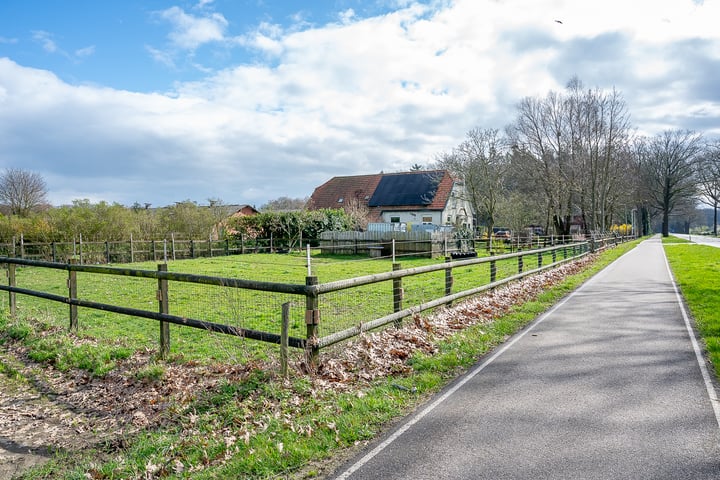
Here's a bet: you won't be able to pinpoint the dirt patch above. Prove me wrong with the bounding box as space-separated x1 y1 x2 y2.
0 345 260 479
0 360 116 479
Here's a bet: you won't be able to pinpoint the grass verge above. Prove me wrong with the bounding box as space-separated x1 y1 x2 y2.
663 242 720 376
10 241 638 479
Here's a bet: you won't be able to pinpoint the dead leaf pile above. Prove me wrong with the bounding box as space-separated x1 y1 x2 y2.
315 255 595 387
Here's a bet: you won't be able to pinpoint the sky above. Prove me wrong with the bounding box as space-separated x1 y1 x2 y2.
0 0 719 209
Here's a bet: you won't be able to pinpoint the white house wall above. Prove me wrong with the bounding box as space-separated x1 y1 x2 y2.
377 182 475 229
381 211 440 225
444 183 474 228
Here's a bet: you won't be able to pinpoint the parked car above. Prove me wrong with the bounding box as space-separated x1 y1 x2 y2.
492 228 511 239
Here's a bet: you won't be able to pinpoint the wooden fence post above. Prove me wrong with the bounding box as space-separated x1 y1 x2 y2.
157 264 170 360
444 257 453 307
393 263 403 326
305 276 320 368
52 242 57 263
68 259 78 332
79 234 83 265
537 251 543 268
281 302 290 379
190 240 195 258
490 259 497 283
8 263 16 319
105 241 110 264
130 234 135 263
518 254 524 274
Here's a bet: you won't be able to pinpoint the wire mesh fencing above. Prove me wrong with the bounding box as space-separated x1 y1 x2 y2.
0 236 623 368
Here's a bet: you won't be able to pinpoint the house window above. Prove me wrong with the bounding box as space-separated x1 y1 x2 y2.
422 216 433 224
338 198 344 203
390 216 400 223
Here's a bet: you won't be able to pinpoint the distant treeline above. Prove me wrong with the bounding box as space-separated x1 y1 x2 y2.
0 199 358 247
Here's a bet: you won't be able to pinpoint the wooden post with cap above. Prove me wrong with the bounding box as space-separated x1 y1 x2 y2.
305 275 320 368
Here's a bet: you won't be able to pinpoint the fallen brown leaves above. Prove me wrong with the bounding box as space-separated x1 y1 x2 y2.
314 255 595 387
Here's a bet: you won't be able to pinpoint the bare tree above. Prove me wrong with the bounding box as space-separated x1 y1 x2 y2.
635 130 703 237
342 197 370 231
696 140 720 235
507 91 575 235
565 78 633 232
507 78 633 236
0 168 49 216
435 128 509 243
260 196 308 212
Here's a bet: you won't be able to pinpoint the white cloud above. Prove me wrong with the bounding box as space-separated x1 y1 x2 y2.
75 46 95 58
159 6 228 50
32 30 59 53
338 9 356 24
31 31 96 63
3 0 720 208
146 45 177 68
194 0 215 9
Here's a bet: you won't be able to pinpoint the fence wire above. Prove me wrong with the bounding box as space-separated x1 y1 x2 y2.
1 239 602 364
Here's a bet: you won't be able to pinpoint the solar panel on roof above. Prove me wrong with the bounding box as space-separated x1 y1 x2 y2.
368 172 443 207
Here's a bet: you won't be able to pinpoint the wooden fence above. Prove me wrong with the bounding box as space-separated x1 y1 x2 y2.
319 230 450 257
1 237 628 371
0 234 302 264
318 230 613 257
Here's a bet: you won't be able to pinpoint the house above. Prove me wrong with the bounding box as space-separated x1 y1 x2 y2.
224 204 260 218
308 170 474 230
214 204 260 239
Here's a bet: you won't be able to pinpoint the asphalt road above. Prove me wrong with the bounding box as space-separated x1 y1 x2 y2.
672 233 720 248
330 237 720 480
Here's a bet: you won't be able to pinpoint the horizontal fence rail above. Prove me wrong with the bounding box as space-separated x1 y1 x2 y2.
0 235 627 368
0 234 314 264
3 232 633 264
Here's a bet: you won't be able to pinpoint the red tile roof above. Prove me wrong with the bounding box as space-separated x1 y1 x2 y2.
309 170 455 222
308 173 382 210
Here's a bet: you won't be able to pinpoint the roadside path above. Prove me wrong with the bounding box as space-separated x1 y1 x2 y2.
330 237 720 479
672 233 720 248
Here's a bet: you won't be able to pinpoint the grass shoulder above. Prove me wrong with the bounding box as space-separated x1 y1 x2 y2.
663 243 720 377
